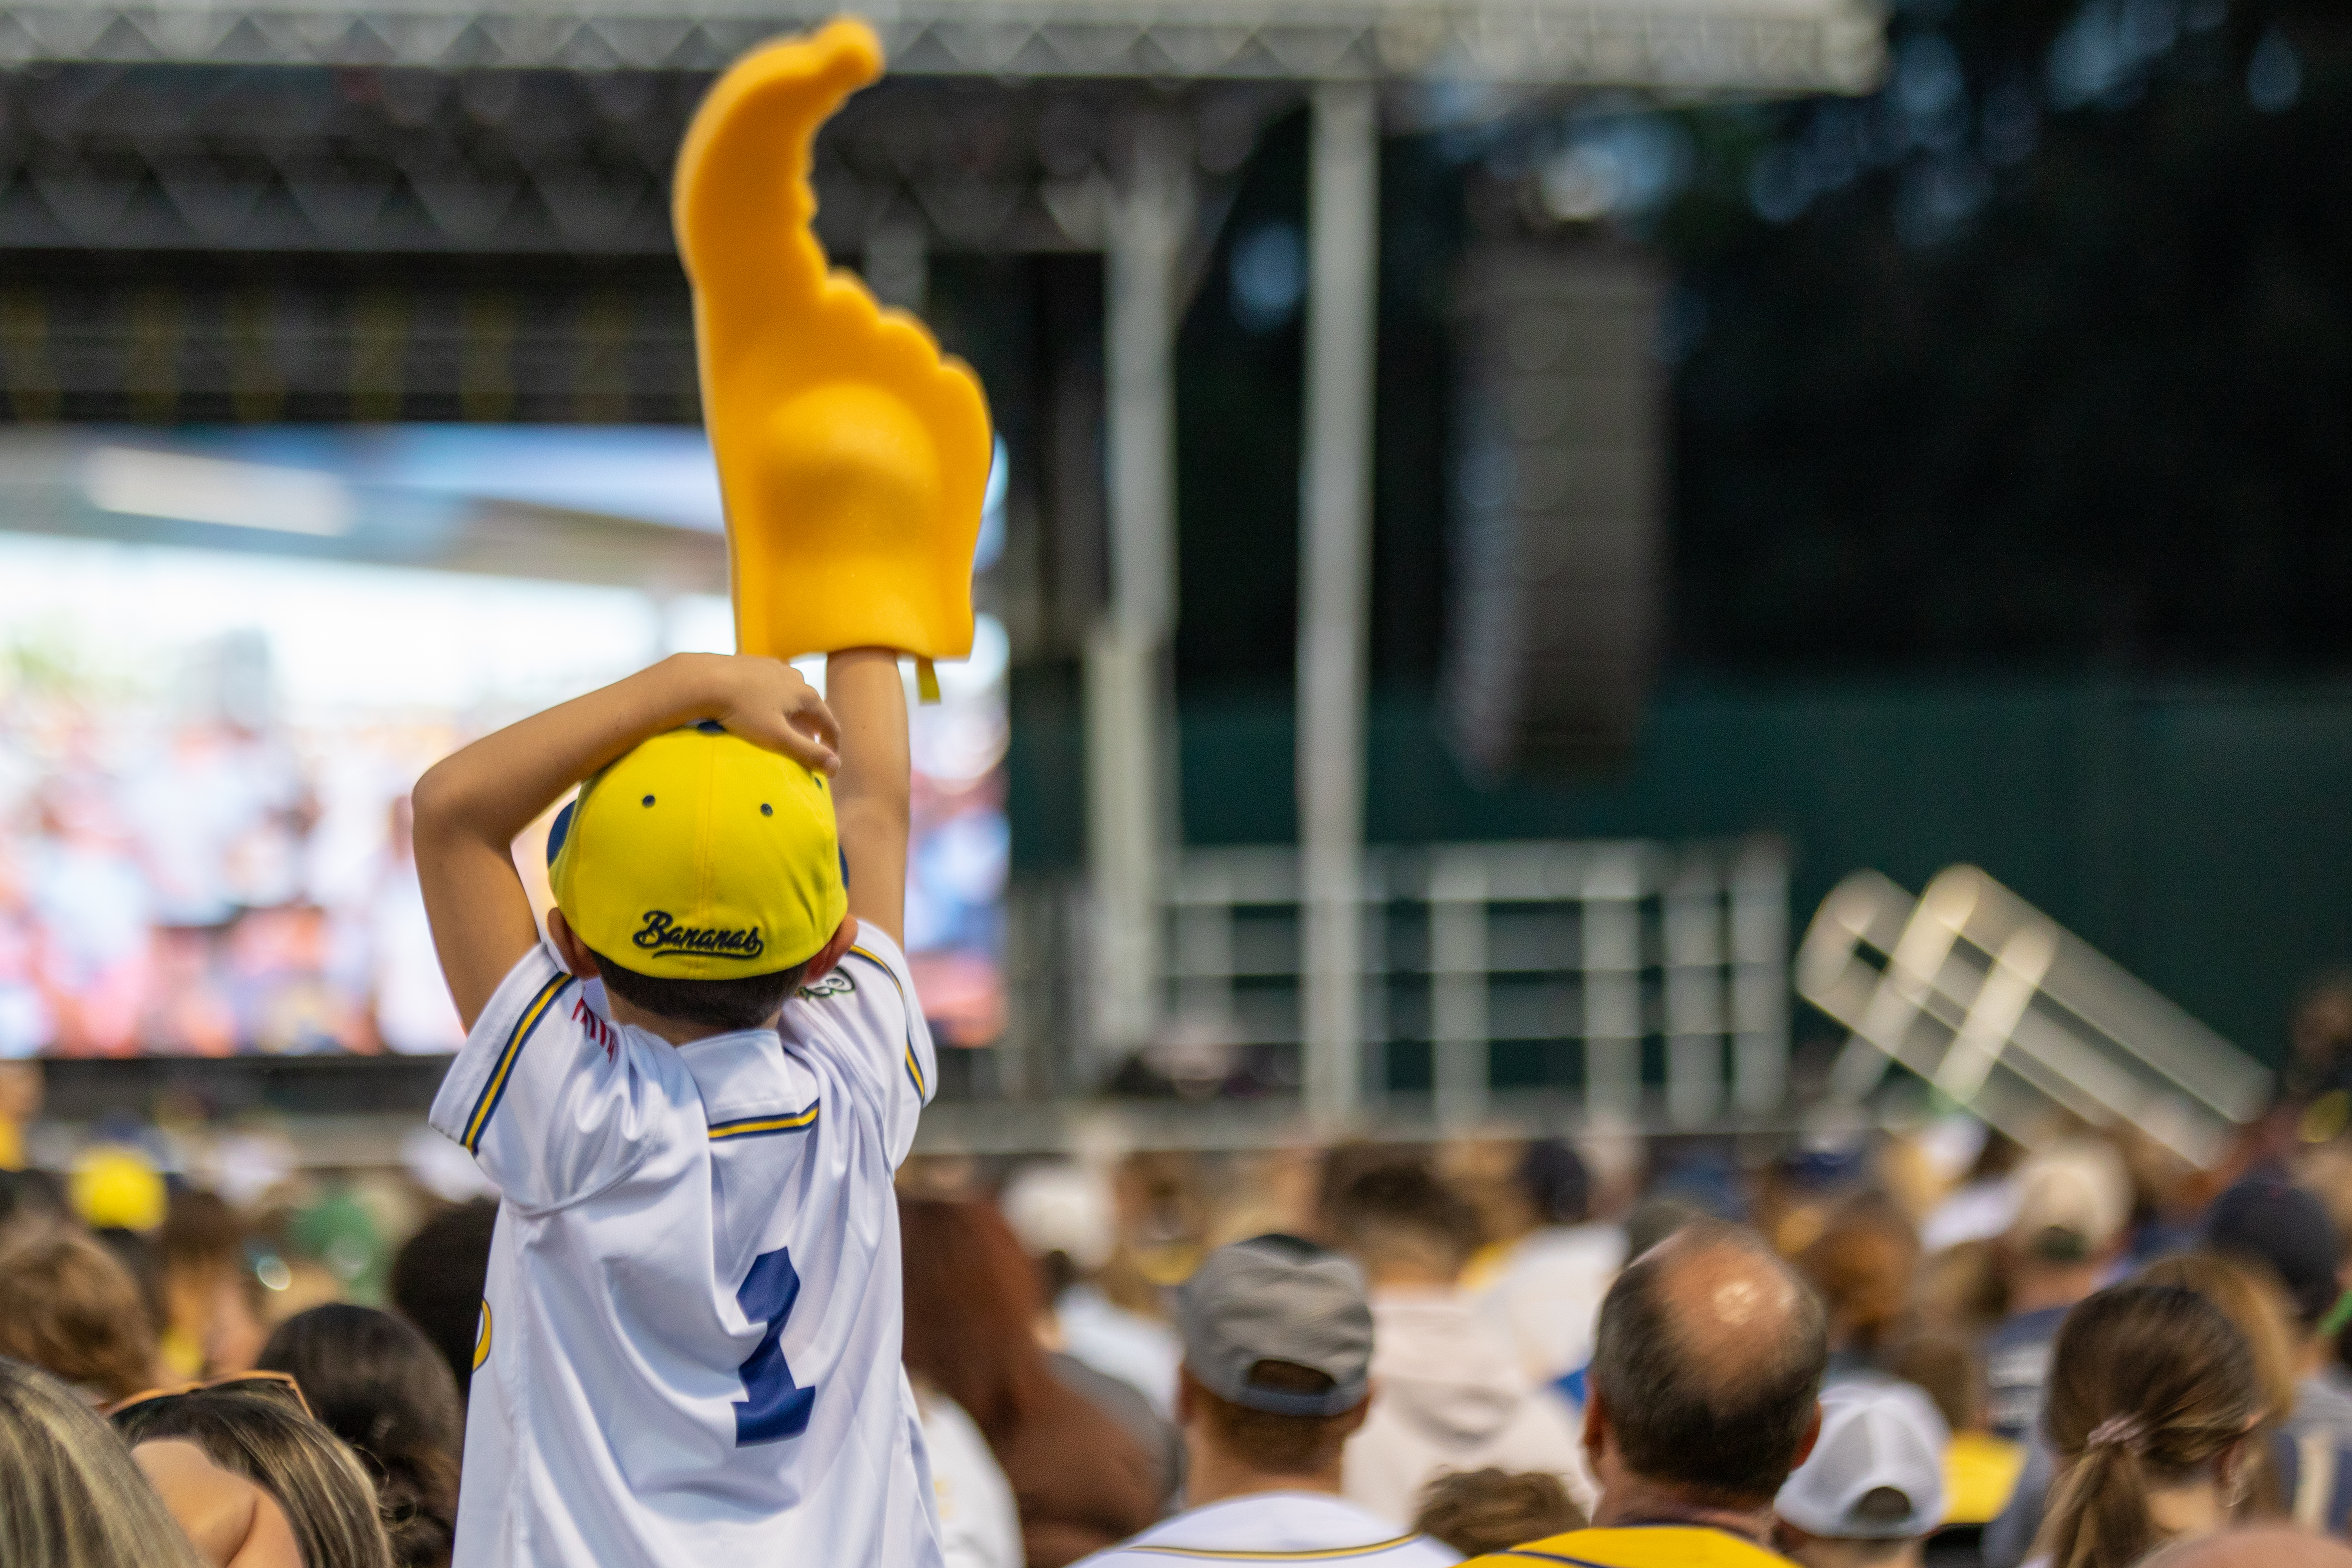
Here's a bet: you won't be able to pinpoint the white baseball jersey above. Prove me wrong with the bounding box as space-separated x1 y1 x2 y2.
429 923 941 1568
1071 1493 1463 1566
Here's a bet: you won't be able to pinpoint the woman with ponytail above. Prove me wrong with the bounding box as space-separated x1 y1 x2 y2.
2035 1284 2262 1568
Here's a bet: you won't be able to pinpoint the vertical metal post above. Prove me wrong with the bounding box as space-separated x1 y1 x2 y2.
1086 119 1189 1068
1298 81 1380 1130
1581 845 1644 1119
1731 840 1793 1114
1430 849 1491 1130
1663 853 1726 1127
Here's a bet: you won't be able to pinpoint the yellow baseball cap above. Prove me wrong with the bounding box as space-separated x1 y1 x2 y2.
70 1144 166 1233
549 721 848 977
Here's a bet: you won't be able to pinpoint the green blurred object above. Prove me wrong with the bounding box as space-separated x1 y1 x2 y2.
290 1185 385 1305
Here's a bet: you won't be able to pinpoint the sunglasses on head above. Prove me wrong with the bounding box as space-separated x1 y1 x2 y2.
104 1369 313 1421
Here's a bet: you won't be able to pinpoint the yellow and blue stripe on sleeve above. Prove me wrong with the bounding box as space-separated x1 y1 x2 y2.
708 1105 821 1140
462 972 573 1153
843 945 927 1100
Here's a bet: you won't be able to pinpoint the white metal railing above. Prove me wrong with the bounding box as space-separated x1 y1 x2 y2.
1157 836 1790 1128
1796 864 2271 1167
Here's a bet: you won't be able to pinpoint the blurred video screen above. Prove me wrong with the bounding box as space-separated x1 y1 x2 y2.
0 425 1008 1058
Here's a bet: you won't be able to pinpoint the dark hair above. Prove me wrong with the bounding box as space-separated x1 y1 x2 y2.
1588 1218 1828 1504
388 1200 496 1404
590 950 810 1031
1518 1141 1593 1228
1328 1164 1482 1275
1413 1467 1585 1558
258 1306 462 1568
2037 1285 2259 1568
1190 1360 1362 1476
112 1387 395 1568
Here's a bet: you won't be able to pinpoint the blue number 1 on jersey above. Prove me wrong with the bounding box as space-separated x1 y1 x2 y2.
733 1247 816 1444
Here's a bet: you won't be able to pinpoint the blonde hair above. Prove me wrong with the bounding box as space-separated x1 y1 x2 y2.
2038 1285 2258 1568
0 1357 206 1568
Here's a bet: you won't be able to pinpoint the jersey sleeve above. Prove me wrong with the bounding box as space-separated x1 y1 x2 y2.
428 944 675 1211
795 922 937 1163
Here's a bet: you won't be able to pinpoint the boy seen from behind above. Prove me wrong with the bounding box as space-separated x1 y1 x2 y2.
413 650 941 1567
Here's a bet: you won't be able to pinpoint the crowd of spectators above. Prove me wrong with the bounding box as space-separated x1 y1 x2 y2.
12 1068 2352 1568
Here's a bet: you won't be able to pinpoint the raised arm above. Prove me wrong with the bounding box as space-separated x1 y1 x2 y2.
826 649 910 947
410 653 838 1029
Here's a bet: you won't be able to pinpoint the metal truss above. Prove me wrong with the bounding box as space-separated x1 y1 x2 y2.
0 0 1882 91
0 66 1286 252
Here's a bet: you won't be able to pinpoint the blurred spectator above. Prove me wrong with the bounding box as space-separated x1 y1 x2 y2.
28 787 153 1055
1073 1234 1460 1567
258 1305 462 1568
0 1059 41 1167
1987 1253 2302 1568
0 1356 207 1568
911 1371 1023 1568
69 1142 167 1234
2203 1179 2352 1446
1886 1330 2025 1528
0 1228 163 1402
2035 1285 2261 1568
113 1381 394 1568
161 1190 268 1378
2286 972 2352 1110
1756 1138 1874 1260
387 1200 495 1406
1798 1193 1922 1381
1622 1196 1705 1261
1921 1127 2029 1254
900 1195 1163 1567
1915 1239 2010 1344
1458 1218 1829 1566
2143 1252 2352 1531
1461 1140 1629 1386
1984 1141 2130 1443
0 1163 68 1240
1325 1165 1589 1521
359 798 464 1056
1773 1381 1949 1568
1412 1469 1584 1558
1001 1160 1179 1417
2143 1525 2352 1568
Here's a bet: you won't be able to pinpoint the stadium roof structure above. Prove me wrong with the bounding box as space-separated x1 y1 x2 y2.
1 0 1882 92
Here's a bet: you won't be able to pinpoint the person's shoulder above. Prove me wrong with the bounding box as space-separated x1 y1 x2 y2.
1465 1527 1794 1568
1104 1496 1458 1565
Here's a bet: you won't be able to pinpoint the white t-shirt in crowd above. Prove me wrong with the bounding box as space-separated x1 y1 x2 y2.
1072 1492 1463 1567
430 926 941 1568
916 1387 1022 1568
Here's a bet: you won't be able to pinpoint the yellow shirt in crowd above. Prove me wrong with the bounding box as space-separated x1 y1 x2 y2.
1465 1525 1797 1568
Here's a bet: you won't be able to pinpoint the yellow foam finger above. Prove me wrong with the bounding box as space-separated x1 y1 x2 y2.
675 17 993 664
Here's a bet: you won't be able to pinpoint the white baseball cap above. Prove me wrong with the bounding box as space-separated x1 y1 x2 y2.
1777 1380 1950 1540
2008 1139 2131 1260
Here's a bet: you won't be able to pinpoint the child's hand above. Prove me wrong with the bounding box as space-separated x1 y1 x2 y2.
699 655 841 774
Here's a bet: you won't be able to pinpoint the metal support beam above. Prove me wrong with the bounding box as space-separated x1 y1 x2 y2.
1085 118 1189 1069
1297 82 1379 1130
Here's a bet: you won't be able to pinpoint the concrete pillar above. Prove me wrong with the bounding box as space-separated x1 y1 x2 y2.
1085 118 1189 1067
1297 82 1379 1129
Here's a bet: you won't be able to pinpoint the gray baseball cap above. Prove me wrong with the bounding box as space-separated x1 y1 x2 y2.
1776 1380 1949 1540
1177 1234 1374 1417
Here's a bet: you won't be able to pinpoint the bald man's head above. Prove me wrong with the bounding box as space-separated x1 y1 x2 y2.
1589 1218 1828 1506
